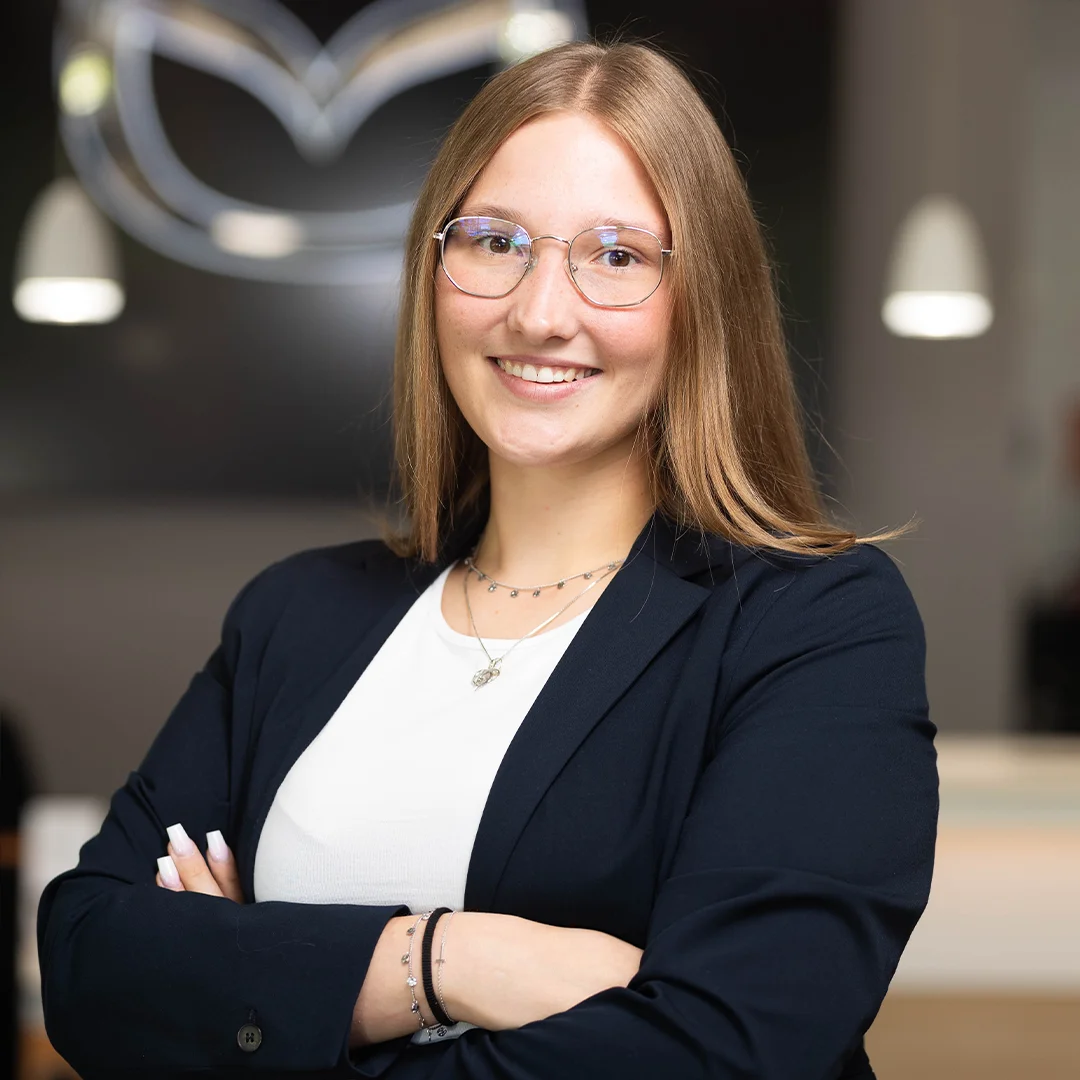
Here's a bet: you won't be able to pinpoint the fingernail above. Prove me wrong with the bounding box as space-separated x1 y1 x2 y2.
157 855 181 888
166 822 195 856
206 830 229 863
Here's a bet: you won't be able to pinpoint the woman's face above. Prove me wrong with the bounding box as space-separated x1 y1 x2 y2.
434 110 673 472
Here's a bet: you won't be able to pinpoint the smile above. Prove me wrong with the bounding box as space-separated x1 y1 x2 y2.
493 357 601 383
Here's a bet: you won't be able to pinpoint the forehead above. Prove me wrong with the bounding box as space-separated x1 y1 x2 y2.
461 111 670 241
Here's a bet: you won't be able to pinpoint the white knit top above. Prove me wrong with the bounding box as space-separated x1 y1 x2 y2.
252 562 591 1043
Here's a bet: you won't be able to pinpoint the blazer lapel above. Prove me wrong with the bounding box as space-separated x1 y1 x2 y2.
463 515 712 911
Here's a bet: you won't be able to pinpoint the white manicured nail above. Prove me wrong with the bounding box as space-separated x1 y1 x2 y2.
157 855 181 888
206 830 229 863
166 823 195 856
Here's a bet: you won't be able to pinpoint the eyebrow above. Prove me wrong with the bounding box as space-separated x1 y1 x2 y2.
459 202 667 240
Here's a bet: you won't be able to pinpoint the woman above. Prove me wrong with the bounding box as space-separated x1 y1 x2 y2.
37 39 937 1080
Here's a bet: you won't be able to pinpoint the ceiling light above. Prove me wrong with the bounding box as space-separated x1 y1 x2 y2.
13 178 125 325
59 48 113 116
210 210 306 258
499 11 575 63
882 194 993 339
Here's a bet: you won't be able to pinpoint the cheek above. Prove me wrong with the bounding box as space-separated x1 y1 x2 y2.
434 293 497 428
435 286 498 371
598 310 669 389
433 287 465 360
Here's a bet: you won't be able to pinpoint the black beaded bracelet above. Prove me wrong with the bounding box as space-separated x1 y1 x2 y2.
421 907 456 1027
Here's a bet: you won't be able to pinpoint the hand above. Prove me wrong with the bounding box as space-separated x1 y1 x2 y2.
154 823 244 903
444 913 643 1031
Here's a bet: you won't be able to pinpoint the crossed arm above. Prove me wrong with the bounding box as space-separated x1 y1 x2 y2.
152 828 642 1045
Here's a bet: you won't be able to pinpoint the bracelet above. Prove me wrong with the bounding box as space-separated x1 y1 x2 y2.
421 908 456 1027
436 910 456 1024
402 911 433 1029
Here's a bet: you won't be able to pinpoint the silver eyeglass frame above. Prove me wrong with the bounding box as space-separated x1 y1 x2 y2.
431 216 675 308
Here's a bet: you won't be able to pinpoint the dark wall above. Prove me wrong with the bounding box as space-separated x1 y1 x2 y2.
1 0 837 500
588 1 839 482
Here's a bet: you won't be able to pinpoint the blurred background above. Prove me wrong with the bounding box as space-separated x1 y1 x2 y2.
2 1 1078 1077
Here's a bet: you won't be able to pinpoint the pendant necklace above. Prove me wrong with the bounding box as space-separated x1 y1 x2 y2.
462 555 620 688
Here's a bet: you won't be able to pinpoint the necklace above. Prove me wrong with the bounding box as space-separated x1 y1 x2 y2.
462 560 618 688
463 552 622 598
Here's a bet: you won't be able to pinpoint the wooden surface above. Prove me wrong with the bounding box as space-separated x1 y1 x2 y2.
866 993 1080 1080
17 1028 77 1080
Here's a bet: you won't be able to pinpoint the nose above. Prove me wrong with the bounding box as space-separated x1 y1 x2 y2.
505 235 580 341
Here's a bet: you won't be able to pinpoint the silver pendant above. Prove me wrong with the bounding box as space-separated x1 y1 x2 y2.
472 661 501 688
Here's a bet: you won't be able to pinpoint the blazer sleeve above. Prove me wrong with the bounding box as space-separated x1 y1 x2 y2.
366 544 939 1080
36 556 414 1080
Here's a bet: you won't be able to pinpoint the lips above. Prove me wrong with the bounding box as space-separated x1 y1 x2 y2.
490 357 601 383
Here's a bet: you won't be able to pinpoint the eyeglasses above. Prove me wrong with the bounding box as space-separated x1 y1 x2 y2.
432 216 674 308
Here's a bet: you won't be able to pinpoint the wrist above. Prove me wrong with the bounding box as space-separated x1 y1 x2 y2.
422 908 456 1027
436 910 472 1025
351 914 432 1048
405 911 438 1029
438 910 523 1028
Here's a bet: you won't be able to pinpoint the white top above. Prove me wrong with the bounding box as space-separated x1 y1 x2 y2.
253 563 591 1043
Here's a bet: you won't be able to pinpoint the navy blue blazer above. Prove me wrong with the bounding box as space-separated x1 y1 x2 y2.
37 511 938 1080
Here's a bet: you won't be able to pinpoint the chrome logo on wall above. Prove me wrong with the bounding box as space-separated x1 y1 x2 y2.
55 0 586 285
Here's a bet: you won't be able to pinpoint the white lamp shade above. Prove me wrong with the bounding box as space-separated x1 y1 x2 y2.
882 194 993 339
13 177 125 324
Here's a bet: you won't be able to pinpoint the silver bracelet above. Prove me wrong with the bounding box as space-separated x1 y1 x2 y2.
402 911 434 1029
435 910 456 1024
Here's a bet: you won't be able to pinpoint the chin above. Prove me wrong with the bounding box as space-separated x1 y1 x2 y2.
487 435 598 471
489 446 578 470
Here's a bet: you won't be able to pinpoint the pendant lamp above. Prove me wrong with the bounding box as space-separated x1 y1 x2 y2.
12 177 125 325
882 193 993 339
880 0 994 341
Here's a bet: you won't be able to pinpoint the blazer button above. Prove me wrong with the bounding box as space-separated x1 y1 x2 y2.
237 1022 263 1051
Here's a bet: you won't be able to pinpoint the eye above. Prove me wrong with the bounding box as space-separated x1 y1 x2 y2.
600 248 637 269
479 233 514 255
588 245 643 272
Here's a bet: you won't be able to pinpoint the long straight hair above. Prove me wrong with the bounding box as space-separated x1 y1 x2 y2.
389 39 902 562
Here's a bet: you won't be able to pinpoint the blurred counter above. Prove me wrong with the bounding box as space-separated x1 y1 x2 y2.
869 734 1080 1079
896 735 1080 991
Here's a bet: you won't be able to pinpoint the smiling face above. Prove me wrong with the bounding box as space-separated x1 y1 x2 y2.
434 110 673 473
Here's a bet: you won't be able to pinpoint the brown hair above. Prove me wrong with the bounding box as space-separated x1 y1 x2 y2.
388 37 904 562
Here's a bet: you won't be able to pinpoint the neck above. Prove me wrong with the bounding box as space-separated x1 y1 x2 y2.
475 444 655 582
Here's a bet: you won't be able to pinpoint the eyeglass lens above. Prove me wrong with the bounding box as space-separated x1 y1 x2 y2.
440 217 664 306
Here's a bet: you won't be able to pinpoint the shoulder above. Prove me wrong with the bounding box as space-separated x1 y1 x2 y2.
685 534 925 689
693 533 919 620
676 522 920 628
219 537 421 640
704 540 928 726
745 541 917 616
758 542 920 631
639 517 922 656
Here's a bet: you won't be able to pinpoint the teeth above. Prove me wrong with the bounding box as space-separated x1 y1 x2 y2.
495 358 597 383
